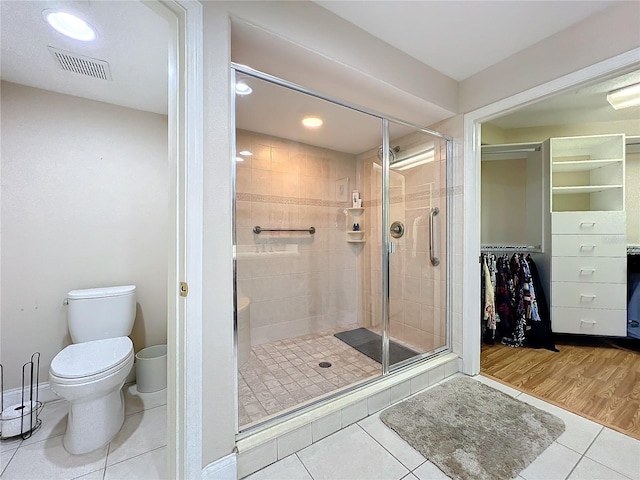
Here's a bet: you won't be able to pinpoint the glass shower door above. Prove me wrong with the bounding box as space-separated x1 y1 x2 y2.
383 123 449 370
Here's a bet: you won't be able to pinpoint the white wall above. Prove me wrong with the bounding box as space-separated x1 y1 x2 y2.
228 1 457 117
202 2 236 467
0 82 168 389
460 2 640 113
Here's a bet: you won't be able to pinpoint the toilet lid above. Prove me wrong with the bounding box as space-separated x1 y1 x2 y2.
51 337 133 379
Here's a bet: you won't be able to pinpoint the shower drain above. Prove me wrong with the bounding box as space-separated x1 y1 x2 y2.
318 361 332 368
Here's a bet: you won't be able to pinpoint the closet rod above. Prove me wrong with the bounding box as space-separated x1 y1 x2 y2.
481 142 542 155
481 244 541 252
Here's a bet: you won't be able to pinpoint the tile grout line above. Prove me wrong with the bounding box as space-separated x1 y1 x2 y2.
124 396 168 417
0 446 19 477
294 451 316 480
103 437 112 476
104 444 167 470
355 420 428 477
562 426 604 480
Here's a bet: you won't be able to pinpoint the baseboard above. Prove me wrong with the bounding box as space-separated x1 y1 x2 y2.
2 382 61 407
202 453 237 480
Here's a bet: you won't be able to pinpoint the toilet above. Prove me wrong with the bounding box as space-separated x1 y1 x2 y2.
49 285 136 455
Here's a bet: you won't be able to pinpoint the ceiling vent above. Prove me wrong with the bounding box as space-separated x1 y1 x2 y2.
48 46 112 81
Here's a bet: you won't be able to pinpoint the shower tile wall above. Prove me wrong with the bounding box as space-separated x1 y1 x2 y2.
236 129 361 346
358 131 448 354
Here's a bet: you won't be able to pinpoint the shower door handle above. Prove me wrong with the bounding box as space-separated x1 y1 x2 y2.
429 207 440 266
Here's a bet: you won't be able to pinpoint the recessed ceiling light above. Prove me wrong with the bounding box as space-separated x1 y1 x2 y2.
607 82 640 110
238 150 253 156
235 82 252 95
44 10 97 42
302 116 323 128
235 157 244 162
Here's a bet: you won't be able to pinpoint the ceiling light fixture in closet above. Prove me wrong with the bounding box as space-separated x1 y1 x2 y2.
606 82 640 110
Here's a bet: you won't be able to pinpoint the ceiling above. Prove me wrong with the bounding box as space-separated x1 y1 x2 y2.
0 1 169 115
315 1 617 82
0 1 637 149
235 72 417 154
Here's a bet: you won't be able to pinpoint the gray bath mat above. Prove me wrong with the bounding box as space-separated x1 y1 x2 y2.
380 376 565 480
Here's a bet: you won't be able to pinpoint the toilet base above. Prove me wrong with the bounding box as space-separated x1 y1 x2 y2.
63 388 125 455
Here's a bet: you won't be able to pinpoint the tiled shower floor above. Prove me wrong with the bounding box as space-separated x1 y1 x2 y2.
238 329 381 428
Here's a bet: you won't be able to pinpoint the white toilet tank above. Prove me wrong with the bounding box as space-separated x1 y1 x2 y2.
67 285 137 343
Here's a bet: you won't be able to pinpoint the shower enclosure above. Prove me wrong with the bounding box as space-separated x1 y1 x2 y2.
233 66 450 431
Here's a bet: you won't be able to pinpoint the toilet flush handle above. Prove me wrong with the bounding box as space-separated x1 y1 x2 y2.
62 298 69 306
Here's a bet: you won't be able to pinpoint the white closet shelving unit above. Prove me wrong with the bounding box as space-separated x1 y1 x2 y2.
546 134 627 336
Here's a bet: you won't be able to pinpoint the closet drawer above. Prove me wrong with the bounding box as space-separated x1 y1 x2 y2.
552 235 626 257
552 211 625 235
551 307 626 336
552 281 626 310
552 257 626 284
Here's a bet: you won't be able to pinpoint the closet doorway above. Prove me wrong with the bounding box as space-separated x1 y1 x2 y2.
476 68 640 440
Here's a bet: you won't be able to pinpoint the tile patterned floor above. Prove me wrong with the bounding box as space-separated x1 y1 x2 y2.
245 375 640 480
3 373 639 480
0 384 167 480
239 329 381 427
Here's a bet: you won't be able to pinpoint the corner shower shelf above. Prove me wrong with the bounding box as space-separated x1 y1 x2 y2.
345 207 365 243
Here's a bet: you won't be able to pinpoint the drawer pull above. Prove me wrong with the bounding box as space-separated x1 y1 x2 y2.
579 222 596 228
579 269 596 275
580 294 597 301
579 244 596 250
580 319 597 325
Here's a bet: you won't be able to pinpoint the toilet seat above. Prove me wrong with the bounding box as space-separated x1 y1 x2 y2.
50 337 133 384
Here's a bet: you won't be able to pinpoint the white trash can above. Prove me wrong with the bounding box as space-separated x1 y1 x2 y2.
135 345 167 393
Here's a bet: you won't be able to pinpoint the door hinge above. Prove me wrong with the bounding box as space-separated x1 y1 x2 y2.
179 282 189 297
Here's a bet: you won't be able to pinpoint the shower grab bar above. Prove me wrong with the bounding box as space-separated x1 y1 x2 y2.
253 226 316 234
429 207 440 266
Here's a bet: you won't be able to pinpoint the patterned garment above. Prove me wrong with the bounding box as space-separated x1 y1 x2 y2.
494 255 515 342
483 258 496 332
501 253 542 348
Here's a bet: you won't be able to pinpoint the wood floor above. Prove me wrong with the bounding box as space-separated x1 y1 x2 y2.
481 337 640 440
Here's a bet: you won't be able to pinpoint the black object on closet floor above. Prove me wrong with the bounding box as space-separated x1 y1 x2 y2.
334 328 418 365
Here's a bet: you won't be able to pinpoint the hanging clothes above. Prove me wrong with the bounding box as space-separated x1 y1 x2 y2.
501 254 528 347
483 256 497 343
481 252 556 351
628 252 640 339
526 255 556 351
493 254 516 342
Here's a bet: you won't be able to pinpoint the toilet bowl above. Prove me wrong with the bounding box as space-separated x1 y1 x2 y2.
49 336 134 454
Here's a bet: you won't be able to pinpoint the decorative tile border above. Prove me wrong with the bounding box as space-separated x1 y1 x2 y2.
237 185 462 210
237 193 350 208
